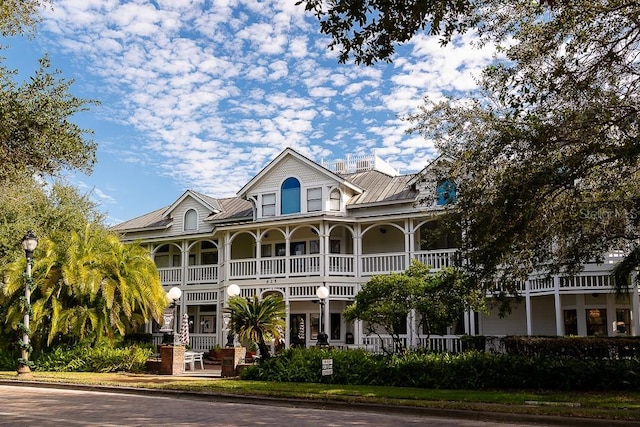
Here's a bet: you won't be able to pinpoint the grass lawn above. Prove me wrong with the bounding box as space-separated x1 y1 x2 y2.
1 371 639 422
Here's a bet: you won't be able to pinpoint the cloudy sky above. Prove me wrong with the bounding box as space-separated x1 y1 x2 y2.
4 0 495 225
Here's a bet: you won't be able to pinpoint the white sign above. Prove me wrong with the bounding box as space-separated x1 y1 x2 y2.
321 358 333 376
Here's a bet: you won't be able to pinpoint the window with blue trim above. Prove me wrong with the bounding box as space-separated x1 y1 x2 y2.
281 177 301 214
436 179 457 206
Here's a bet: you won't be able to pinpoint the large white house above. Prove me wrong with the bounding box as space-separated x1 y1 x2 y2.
112 148 640 353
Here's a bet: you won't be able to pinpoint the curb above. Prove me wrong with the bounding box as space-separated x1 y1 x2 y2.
2 379 639 427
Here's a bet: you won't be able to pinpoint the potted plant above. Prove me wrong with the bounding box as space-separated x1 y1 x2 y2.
209 344 222 361
246 342 258 361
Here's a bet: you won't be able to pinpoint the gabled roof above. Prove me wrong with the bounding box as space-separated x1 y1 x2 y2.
164 189 221 217
205 196 254 223
343 170 417 207
110 206 172 232
407 155 453 187
237 147 364 197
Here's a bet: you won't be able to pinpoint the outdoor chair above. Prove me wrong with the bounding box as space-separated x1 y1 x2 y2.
184 352 195 371
193 351 204 370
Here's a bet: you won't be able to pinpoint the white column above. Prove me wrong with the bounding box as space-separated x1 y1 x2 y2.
606 293 616 336
633 275 640 336
469 309 476 335
576 294 587 335
554 275 563 335
525 279 532 336
355 224 362 277
463 309 470 335
324 297 331 343
404 219 411 269
284 300 291 347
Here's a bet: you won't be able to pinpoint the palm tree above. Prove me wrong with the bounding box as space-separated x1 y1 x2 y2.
1 224 167 348
226 294 285 360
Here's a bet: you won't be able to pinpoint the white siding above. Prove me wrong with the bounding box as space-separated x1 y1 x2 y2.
257 156 331 189
530 296 557 335
168 198 212 234
481 301 527 335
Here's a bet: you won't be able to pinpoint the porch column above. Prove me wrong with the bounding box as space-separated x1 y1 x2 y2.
285 226 291 277
284 298 291 347
554 275 563 335
324 296 331 345
321 221 328 277
469 309 476 335
404 219 411 269
463 309 470 335
576 294 587 335
408 309 418 349
525 279 532 336
355 224 362 277
606 293 616 336
632 272 640 336
181 240 188 287
224 232 232 283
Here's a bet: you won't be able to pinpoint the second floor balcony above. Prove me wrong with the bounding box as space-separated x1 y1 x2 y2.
157 249 458 285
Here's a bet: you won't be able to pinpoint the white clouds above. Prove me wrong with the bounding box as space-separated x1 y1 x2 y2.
29 0 491 218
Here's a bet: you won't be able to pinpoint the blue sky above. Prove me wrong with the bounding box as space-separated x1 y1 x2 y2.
3 1 496 225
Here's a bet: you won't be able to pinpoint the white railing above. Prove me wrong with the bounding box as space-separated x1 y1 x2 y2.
412 249 457 270
259 257 286 277
229 259 257 279
158 267 182 285
152 333 217 352
289 254 321 276
419 335 464 353
189 334 218 352
560 273 614 291
328 254 355 275
187 265 219 283
362 335 408 354
361 252 406 275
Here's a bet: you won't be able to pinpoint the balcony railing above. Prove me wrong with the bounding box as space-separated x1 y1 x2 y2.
187 265 219 283
160 250 459 285
361 252 406 276
412 249 458 270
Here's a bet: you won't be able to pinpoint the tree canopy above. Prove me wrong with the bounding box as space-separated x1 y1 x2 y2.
304 1 640 291
298 0 476 65
0 1 96 184
345 261 483 354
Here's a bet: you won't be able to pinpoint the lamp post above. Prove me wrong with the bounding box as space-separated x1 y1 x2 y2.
18 231 38 377
166 286 182 345
316 285 329 347
225 284 240 347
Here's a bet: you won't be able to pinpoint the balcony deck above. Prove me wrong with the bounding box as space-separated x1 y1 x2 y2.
157 249 458 286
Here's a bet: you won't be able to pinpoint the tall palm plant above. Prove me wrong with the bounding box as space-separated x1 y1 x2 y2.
226 294 285 360
1 224 167 348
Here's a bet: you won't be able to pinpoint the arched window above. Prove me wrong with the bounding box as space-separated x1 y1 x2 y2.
436 179 457 206
184 208 197 230
329 189 341 211
281 177 301 214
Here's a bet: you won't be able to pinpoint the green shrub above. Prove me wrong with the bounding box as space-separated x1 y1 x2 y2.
34 344 153 373
240 347 640 391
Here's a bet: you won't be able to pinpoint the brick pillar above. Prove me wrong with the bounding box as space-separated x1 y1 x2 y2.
160 345 185 375
221 347 246 377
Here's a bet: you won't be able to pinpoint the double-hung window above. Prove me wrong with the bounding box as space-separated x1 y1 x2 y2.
307 187 322 212
262 193 276 217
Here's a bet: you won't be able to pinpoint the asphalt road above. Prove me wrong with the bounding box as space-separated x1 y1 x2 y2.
0 384 545 426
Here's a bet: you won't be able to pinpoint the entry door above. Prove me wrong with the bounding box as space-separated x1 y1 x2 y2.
290 314 306 348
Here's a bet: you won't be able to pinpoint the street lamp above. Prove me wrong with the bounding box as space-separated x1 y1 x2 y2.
166 286 182 345
316 285 329 347
18 231 38 377
225 284 240 347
